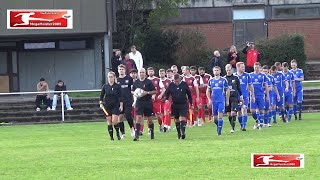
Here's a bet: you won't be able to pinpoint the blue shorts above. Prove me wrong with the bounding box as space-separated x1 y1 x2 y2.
276 92 284 108
269 93 276 106
285 92 293 104
251 96 265 111
294 89 303 103
212 102 225 116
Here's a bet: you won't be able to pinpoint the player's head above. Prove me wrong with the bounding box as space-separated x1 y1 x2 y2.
225 64 232 75
253 62 261 73
57 80 64 87
159 69 166 79
139 68 146 80
198 67 205 75
262 65 269 75
190 66 197 76
125 54 130 60
118 64 126 76
174 73 181 85
131 45 136 53
270 65 277 75
236 62 245 73
171 65 178 75
166 69 173 79
130 69 138 79
107 71 116 83
275 62 282 71
213 66 221 77
282 62 289 72
182 66 190 76
147 67 154 77
291 59 298 69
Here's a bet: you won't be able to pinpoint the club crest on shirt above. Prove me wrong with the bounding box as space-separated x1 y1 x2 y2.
125 80 129 84
215 83 218 87
232 80 235 83
255 79 258 82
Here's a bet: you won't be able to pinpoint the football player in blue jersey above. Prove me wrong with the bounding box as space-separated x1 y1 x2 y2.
235 62 255 131
290 59 304 120
274 62 289 123
282 62 296 122
269 65 281 124
250 62 269 129
206 66 230 135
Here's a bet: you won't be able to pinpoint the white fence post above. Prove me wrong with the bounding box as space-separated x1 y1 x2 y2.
61 92 65 122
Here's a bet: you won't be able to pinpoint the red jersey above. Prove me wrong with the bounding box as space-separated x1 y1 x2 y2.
183 75 198 95
148 76 162 101
160 78 172 101
194 75 202 87
246 49 259 67
199 73 211 95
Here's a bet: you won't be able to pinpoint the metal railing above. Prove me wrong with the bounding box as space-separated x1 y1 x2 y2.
0 89 101 122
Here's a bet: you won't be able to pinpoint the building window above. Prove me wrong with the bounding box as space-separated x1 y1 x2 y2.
59 40 87 49
24 42 55 49
272 5 320 19
233 9 265 20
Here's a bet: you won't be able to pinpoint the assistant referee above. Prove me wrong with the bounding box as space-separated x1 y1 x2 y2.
164 74 193 139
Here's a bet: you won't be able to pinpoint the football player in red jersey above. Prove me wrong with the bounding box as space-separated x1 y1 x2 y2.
157 69 173 132
147 67 165 132
198 67 213 124
182 66 200 127
171 65 179 76
190 66 204 126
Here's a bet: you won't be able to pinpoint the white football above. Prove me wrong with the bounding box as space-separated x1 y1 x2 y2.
134 88 144 98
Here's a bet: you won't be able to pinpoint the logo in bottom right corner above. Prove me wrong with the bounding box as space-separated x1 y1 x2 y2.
251 153 304 168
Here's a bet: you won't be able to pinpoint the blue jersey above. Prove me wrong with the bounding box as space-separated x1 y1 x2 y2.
290 68 304 91
267 75 275 96
273 72 287 94
207 77 229 103
283 71 295 93
235 72 251 98
250 72 268 98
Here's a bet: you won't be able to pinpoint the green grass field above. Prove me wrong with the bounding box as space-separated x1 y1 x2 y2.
0 114 319 179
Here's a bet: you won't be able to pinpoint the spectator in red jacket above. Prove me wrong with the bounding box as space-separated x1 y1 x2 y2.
242 42 260 73
120 54 137 74
227 45 240 73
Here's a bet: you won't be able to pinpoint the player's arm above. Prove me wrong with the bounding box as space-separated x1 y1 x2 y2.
99 85 106 105
118 85 124 111
186 83 193 105
292 77 296 97
158 81 166 99
206 81 212 104
264 82 270 102
295 71 304 81
193 79 200 102
236 77 243 99
284 74 289 92
274 86 280 102
225 88 230 106
249 84 255 102
164 83 172 102
143 81 157 96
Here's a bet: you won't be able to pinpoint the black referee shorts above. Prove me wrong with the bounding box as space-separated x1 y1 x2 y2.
172 103 188 119
104 103 120 116
120 101 133 118
135 100 154 117
226 97 239 113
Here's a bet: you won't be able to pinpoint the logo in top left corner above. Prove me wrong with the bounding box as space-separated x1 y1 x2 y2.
7 9 73 29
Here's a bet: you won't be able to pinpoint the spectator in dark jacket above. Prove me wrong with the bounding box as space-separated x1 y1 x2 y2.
121 54 137 74
111 49 122 77
210 50 223 75
51 80 73 111
242 42 260 73
227 45 240 73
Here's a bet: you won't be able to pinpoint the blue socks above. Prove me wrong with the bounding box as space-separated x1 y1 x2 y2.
217 118 223 135
252 112 257 121
268 111 272 124
238 116 242 127
293 104 297 115
272 109 277 123
242 115 248 129
288 107 293 122
264 113 268 125
259 113 264 127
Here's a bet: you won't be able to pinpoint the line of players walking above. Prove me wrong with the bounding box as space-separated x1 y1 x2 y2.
99 59 304 141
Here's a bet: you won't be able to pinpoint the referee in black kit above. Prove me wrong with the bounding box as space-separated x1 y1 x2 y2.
99 72 123 141
224 64 242 133
132 68 157 141
164 74 193 139
117 64 135 138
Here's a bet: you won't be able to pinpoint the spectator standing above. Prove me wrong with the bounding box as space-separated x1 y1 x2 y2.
121 54 137 74
51 80 73 111
210 50 223 75
227 45 240 73
111 49 122 77
129 45 143 70
35 78 51 111
242 42 260 73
